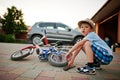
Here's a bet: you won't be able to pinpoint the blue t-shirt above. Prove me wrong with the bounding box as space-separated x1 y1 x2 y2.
84 32 113 55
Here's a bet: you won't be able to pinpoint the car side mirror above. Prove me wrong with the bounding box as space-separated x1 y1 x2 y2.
68 28 71 31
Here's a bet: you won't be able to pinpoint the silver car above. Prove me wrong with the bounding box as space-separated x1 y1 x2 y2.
27 22 83 45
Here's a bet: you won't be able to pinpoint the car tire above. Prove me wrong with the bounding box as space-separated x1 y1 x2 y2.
73 36 83 44
32 35 44 45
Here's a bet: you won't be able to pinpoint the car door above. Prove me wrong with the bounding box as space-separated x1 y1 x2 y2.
56 23 73 41
44 23 58 40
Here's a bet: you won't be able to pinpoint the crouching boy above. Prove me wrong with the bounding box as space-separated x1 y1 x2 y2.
63 18 113 75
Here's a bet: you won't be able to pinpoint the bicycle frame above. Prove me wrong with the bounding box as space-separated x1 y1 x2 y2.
38 46 61 60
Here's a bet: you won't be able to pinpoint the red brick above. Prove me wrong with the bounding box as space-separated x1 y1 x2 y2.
0 73 18 80
0 66 15 72
35 76 54 80
72 77 88 80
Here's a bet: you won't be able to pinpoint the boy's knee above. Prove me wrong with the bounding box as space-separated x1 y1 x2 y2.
83 41 91 48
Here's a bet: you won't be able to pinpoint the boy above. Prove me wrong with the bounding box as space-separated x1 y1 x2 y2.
63 18 113 75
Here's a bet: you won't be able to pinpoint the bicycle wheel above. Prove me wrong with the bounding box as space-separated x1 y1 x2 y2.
11 48 33 60
48 51 67 67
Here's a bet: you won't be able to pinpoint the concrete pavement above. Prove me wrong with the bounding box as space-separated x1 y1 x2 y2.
0 43 120 80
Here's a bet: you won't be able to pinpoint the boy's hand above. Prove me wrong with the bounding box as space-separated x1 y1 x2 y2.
65 53 70 61
65 52 72 61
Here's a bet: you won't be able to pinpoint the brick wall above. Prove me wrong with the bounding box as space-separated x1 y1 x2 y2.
15 32 27 40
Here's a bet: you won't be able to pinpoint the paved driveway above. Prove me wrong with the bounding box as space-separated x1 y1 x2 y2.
0 43 120 80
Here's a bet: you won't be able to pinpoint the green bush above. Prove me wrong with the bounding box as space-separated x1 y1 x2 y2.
0 34 5 42
0 34 27 43
5 34 16 43
0 34 15 43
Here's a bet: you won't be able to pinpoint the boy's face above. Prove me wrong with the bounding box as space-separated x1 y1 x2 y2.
79 23 93 36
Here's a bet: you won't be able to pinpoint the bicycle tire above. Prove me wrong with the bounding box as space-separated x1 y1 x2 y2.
11 48 33 60
48 51 67 67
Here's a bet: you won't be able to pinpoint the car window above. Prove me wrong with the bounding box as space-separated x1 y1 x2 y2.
56 23 69 31
46 23 55 29
39 23 55 29
58 27 66 30
39 23 46 29
46 26 54 29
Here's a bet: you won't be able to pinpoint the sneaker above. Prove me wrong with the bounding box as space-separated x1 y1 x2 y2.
77 65 96 75
94 63 102 70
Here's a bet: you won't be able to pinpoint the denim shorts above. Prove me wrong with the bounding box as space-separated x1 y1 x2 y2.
91 43 113 65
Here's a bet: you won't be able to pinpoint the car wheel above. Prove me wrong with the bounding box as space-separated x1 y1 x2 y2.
74 37 83 44
32 35 44 45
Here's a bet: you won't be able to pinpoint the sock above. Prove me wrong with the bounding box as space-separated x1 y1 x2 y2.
87 63 94 68
94 59 101 67
94 59 98 64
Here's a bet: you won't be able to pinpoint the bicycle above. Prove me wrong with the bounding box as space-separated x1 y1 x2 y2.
11 36 70 67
